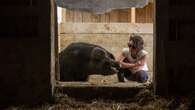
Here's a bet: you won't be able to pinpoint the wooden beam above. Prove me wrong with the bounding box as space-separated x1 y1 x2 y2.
128 8 131 23
56 81 148 88
131 8 136 23
61 8 66 23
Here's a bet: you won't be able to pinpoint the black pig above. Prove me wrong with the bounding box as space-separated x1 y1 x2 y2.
59 42 119 81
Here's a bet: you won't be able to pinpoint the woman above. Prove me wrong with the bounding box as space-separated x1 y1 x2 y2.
117 35 148 83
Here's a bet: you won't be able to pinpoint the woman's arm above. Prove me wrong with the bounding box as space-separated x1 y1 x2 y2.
119 54 147 69
117 52 138 69
117 53 125 62
120 61 137 69
131 55 147 70
135 55 147 66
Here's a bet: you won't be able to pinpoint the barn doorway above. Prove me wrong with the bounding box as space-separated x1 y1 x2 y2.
55 0 154 89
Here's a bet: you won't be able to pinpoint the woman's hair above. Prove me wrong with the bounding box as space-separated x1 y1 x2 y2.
129 34 144 51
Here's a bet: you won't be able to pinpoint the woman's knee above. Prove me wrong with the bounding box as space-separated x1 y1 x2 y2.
136 71 148 83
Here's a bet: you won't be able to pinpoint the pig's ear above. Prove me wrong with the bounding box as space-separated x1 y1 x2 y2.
108 52 115 60
103 49 115 60
91 47 105 60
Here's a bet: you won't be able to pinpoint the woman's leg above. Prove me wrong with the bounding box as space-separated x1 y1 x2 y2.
135 70 148 83
117 58 133 82
117 68 125 82
117 68 133 82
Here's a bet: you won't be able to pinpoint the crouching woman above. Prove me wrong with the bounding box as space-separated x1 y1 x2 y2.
117 35 148 83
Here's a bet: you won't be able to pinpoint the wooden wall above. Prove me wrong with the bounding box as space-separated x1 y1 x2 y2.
65 9 131 23
136 3 154 23
63 3 153 23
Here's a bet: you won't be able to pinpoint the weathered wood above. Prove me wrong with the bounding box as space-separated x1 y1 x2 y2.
55 81 150 100
91 14 100 22
63 3 153 23
131 8 136 23
51 0 58 90
128 8 131 22
56 81 148 88
100 14 110 22
109 10 119 22
119 10 128 22
74 10 83 22
82 11 92 22
61 8 66 23
136 3 153 23
65 9 71 22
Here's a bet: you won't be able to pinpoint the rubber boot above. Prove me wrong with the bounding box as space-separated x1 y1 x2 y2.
117 68 125 82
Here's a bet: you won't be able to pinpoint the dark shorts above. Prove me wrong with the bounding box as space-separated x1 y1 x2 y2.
117 68 148 83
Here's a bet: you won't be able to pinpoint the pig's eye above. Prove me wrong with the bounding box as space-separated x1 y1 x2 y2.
104 61 110 66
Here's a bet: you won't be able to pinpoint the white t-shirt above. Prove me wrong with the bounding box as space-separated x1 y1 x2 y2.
122 48 149 73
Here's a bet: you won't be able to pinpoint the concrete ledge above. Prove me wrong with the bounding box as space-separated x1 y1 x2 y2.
55 81 151 100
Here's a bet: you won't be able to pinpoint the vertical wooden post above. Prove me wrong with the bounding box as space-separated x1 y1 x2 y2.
59 8 66 52
131 8 136 23
61 8 66 23
128 8 131 23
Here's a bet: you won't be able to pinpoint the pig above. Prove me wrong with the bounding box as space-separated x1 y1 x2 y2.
59 42 119 81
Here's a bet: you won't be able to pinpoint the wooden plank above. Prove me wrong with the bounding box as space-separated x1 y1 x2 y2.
146 3 152 23
146 4 149 23
135 3 154 23
135 8 139 23
105 13 110 22
131 8 136 23
65 9 75 22
91 14 100 22
100 14 106 22
74 10 82 22
99 12 110 22
109 10 119 22
82 11 92 22
55 81 148 100
69 10 74 22
150 3 154 23
56 81 148 88
145 5 149 23
128 8 131 23
119 9 128 22
51 0 58 91
65 9 71 22
61 8 66 23
136 7 145 23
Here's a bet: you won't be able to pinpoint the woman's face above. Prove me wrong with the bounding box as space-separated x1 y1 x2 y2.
128 40 138 52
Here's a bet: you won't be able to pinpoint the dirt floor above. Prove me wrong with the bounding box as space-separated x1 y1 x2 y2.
5 89 190 110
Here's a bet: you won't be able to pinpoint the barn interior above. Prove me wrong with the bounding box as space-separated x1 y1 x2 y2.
1 0 195 109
